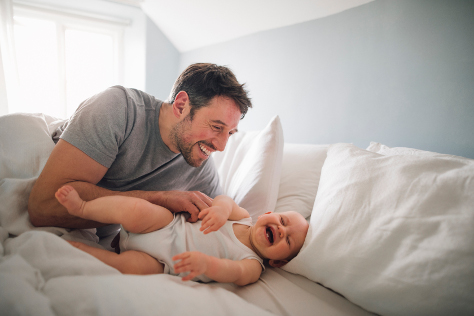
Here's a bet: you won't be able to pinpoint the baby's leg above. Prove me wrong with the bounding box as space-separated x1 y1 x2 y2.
55 185 173 233
68 241 163 275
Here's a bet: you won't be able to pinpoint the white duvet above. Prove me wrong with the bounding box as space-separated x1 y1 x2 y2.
0 113 275 316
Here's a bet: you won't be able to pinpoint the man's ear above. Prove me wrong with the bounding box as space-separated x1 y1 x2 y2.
269 259 288 268
172 91 189 118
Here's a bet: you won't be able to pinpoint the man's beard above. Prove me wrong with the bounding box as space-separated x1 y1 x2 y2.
170 115 203 168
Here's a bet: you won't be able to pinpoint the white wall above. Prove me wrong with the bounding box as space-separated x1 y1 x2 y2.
178 0 474 158
145 16 180 101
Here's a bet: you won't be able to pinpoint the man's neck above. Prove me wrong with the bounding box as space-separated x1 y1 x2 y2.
158 102 178 153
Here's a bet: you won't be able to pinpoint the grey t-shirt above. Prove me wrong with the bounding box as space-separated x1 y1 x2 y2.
55 85 222 197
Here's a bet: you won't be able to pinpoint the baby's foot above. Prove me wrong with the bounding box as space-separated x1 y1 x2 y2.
55 185 85 217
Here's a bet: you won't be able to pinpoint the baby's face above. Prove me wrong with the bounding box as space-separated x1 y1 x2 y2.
250 211 309 262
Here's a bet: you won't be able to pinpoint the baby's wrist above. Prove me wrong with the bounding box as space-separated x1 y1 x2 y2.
205 255 219 276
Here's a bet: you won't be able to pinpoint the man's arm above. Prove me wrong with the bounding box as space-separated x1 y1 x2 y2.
173 252 262 286
28 140 212 228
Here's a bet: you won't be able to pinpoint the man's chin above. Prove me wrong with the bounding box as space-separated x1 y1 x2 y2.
181 143 210 167
183 155 207 168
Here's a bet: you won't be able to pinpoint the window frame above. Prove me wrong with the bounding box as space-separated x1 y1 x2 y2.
12 2 128 117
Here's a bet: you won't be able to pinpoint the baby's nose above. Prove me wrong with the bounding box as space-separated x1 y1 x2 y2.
278 226 285 237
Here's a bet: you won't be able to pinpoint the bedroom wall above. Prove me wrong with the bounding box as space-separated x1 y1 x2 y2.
145 16 180 100
177 0 474 159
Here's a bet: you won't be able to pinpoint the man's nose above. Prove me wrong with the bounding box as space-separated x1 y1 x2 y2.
213 133 230 152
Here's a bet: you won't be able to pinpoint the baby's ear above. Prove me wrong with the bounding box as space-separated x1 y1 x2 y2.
269 259 288 268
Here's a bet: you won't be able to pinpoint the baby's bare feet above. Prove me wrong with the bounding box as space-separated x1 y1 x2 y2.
55 185 85 217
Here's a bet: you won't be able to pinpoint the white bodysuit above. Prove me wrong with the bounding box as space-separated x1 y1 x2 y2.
119 215 264 282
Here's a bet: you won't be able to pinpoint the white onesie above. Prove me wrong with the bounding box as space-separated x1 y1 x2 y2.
119 214 265 282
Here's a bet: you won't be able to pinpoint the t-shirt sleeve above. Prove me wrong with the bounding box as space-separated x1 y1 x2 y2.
60 86 131 168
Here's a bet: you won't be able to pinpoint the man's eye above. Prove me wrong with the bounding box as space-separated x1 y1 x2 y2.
212 125 222 131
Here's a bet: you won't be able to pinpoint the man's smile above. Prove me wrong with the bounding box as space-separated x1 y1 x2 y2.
198 142 214 157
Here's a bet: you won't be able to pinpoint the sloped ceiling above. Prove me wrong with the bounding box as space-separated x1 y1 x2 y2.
141 0 375 52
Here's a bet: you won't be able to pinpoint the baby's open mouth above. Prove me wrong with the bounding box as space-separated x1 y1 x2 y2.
266 227 274 244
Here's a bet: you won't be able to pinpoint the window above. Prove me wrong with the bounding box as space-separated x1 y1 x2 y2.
12 3 127 118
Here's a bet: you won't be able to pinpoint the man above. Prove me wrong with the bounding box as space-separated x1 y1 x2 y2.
28 63 252 231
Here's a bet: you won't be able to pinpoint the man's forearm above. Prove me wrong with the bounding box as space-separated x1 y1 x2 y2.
28 180 163 229
27 138 170 229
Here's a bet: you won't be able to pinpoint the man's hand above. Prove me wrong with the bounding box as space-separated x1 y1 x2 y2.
172 251 210 281
198 205 229 234
153 191 213 223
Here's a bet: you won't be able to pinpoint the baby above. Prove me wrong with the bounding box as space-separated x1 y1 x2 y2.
56 185 309 286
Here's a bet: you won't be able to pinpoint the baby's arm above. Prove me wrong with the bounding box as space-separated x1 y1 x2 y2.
173 251 262 286
198 195 249 234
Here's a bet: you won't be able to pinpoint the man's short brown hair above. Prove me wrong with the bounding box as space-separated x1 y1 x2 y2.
168 63 252 119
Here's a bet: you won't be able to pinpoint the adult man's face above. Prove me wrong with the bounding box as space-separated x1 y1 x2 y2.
170 95 241 167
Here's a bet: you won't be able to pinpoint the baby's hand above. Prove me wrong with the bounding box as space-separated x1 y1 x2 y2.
172 251 210 281
198 205 229 234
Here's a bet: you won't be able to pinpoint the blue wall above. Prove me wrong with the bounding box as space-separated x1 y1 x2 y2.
145 16 180 101
146 0 474 158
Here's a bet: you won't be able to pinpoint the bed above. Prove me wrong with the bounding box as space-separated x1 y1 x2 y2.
0 113 473 316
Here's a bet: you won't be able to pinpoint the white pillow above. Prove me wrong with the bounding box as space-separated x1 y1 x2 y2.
283 143 474 316
367 141 467 160
0 113 66 235
0 113 64 179
213 116 284 223
274 143 328 219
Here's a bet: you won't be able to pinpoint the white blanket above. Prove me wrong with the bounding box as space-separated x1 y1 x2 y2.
0 113 275 316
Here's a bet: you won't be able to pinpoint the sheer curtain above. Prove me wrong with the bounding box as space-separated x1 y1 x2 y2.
0 0 20 116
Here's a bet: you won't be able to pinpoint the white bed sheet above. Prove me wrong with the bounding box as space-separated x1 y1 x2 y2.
213 267 374 316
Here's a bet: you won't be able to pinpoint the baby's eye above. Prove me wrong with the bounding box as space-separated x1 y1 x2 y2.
286 236 290 246
280 216 284 225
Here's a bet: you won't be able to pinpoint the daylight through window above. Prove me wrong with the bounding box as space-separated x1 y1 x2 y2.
12 4 124 118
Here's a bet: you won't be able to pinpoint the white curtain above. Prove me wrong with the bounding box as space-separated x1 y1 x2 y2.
0 0 19 116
